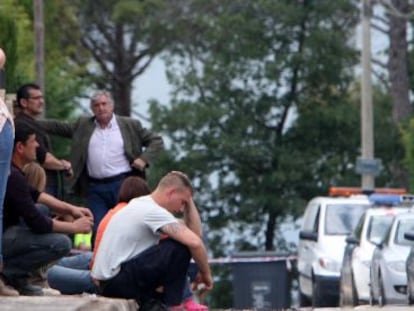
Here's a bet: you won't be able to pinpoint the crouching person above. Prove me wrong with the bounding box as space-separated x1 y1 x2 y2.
91 171 213 311
2 124 93 295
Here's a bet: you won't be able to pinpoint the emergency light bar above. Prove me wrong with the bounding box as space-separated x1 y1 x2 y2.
329 187 407 197
369 193 414 206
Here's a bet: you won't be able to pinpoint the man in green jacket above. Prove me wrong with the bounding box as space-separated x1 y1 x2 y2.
38 90 164 245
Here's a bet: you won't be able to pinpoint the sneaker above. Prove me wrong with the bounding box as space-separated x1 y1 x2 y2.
182 298 208 311
0 278 19 296
41 287 61 296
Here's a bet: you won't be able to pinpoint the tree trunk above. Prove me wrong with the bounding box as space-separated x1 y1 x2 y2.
265 211 276 251
112 80 132 116
388 0 410 124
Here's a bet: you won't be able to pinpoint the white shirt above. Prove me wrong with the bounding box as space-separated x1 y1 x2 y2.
87 115 131 179
0 97 14 134
91 195 178 280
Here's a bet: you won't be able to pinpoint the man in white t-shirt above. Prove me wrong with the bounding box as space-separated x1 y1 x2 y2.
91 171 213 310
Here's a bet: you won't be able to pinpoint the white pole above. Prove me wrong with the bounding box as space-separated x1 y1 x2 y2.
361 0 375 190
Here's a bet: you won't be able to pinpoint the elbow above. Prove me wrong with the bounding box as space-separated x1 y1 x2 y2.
187 236 203 250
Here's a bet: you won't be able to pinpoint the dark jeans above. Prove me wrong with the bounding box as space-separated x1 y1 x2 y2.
2 226 72 280
100 238 191 306
87 178 124 248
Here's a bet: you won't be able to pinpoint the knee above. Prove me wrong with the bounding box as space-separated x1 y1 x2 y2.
160 238 191 260
52 234 72 256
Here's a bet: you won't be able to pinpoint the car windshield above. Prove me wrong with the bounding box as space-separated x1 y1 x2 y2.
367 214 394 243
325 204 368 235
395 218 414 246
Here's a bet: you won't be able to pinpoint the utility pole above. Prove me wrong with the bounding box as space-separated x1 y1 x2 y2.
34 0 45 117
358 0 378 191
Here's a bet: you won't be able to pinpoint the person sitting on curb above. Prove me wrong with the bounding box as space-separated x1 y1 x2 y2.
47 175 209 311
2 123 93 296
22 162 62 296
91 171 213 311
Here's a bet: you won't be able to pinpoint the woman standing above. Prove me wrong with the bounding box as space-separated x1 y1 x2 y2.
0 48 18 296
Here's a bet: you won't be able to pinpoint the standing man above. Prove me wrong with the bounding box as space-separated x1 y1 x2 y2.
3 124 93 295
15 83 72 198
38 90 164 242
91 171 213 310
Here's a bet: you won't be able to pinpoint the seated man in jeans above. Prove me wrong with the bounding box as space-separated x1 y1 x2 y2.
91 171 213 311
2 124 93 295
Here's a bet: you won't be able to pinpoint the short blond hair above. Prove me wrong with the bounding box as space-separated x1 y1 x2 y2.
22 162 46 192
158 171 193 194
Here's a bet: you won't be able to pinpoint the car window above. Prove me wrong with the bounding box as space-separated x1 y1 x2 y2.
302 203 319 231
366 214 394 243
395 218 414 246
325 204 368 235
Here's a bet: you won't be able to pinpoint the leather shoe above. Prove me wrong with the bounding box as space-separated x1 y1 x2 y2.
0 278 19 296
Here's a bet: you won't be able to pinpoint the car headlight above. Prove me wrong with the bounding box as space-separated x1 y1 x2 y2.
319 258 340 272
388 261 406 273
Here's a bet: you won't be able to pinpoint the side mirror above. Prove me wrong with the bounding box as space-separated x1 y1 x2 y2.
299 230 318 242
405 231 414 241
370 237 384 248
345 235 359 245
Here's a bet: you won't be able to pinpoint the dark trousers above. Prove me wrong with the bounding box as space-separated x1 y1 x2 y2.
2 226 72 280
87 178 124 248
100 238 191 306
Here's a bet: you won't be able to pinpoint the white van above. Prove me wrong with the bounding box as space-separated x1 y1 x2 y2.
297 194 370 307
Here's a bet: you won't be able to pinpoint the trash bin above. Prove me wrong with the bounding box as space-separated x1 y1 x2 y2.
231 252 291 309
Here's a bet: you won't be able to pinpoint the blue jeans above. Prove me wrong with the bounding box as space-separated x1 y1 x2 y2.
0 121 13 266
2 226 72 280
87 179 124 247
47 252 98 294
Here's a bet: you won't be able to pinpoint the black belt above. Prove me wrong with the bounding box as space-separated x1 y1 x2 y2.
88 172 130 184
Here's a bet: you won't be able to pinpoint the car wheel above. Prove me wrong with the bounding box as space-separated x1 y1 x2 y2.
378 271 386 306
408 280 413 305
340 270 358 307
369 269 377 305
369 285 376 306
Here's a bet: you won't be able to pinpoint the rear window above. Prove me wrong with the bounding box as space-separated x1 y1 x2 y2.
325 204 369 235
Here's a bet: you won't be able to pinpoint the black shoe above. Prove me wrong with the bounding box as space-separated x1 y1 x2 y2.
139 298 168 311
8 278 44 296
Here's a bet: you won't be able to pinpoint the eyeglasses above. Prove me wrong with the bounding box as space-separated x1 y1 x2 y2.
28 95 44 100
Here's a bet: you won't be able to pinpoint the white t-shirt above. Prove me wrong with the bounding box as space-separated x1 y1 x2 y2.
91 195 178 280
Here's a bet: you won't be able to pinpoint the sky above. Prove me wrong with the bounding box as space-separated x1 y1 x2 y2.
132 58 170 126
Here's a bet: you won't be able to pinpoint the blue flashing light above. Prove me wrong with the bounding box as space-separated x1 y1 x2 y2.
369 193 401 206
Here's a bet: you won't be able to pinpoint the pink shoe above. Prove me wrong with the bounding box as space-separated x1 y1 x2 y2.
183 298 208 311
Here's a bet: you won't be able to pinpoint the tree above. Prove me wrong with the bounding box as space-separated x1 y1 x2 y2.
150 0 369 252
61 0 186 116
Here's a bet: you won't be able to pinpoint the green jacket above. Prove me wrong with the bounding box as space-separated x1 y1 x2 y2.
38 115 164 196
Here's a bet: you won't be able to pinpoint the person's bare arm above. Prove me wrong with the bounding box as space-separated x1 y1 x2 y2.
42 153 73 176
37 192 93 220
52 216 93 234
183 198 203 237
